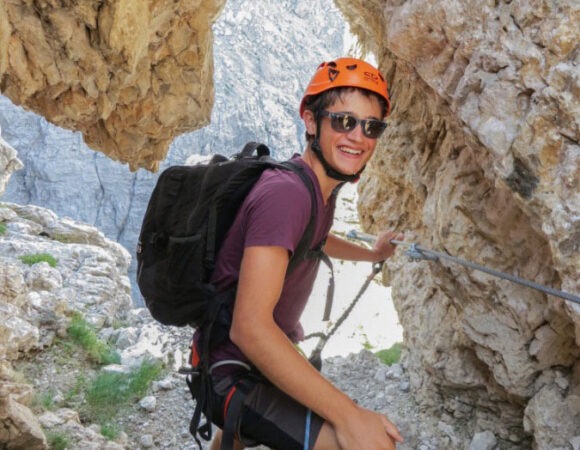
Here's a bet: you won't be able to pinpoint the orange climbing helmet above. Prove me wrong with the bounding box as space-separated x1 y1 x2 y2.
299 57 391 117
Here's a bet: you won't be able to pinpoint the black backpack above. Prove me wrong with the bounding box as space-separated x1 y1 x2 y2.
136 142 335 450
136 142 321 332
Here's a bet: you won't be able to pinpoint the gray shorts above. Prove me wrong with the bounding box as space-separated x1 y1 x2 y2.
211 373 324 450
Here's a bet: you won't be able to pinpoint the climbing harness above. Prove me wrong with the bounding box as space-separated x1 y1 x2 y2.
346 230 580 306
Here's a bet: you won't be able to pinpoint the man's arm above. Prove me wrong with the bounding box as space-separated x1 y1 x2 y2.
324 230 403 262
229 245 403 450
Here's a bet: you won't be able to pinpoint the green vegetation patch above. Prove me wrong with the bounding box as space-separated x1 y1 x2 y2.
45 431 69 450
82 361 163 428
23 311 164 442
19 252 58 267
67 313 120 365
375 342 403 366
34 390 58 411
100 422 123 441
0 222 7 235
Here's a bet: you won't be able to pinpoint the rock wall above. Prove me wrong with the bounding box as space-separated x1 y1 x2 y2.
0 0 348 306
0 193 186 448
0 0 226 171
334 0 579 448
0 133 135 449
0 124 22 193
0 0 579 448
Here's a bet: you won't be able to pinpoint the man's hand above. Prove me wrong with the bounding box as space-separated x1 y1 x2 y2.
334 404 404 450
372 230 404 262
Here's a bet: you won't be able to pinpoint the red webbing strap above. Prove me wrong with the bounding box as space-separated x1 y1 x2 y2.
221 379 254 450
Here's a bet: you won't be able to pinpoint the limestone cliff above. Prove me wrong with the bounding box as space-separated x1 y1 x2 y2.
1 0 579 449
0 133 134 449
334 0 579 447
0 0 349 305
0 124 21 192
0 0 225 171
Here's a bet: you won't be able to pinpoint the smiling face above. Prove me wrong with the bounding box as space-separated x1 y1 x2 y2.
304 89 384 179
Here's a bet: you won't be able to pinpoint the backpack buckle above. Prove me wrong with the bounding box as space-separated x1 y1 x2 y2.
178 366 201 376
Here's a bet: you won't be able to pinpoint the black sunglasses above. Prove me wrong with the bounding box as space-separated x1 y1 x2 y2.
319 110 387 139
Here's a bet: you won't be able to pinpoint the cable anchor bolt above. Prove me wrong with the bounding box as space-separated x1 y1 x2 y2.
406 243 439 262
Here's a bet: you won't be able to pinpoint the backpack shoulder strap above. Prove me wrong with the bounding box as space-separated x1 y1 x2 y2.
279 160 317 272
280 160 335 321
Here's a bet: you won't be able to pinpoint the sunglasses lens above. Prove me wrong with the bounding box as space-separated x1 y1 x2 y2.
364 120 387 139
331 113 357 133
324 111 386 139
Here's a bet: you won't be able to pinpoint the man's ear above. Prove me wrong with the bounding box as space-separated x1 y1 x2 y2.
302 110 317 136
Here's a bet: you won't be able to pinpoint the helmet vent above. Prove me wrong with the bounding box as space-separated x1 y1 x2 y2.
328 67 339 81
346 64 358 71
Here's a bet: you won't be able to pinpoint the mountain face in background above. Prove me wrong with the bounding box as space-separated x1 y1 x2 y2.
0 0 352 304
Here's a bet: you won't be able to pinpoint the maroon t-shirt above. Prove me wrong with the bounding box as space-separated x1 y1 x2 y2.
197 155 336 370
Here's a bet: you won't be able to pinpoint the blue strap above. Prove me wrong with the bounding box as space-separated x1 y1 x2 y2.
304 409 312 450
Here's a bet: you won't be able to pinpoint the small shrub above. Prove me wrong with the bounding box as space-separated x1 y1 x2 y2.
100 422 122 440
45 431 69 450
83 360 164 424
67 313 120 365
127 360 164 396
19 253 58 268
375 342 403 366
34 390 57 411
52 337 76 361
0 222 7 235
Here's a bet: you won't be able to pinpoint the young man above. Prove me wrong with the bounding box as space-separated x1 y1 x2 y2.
204 57 404 450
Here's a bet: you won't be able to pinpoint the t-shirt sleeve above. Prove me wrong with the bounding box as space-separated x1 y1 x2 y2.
241 170 312 254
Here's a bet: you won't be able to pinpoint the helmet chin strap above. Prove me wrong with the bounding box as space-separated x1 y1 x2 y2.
311 139 362 183
310 116 365 183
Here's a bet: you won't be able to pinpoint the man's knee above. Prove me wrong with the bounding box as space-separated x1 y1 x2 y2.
210 429 246 450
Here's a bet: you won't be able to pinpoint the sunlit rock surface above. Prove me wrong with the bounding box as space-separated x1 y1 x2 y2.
336 0 579 447
0 0 226 170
